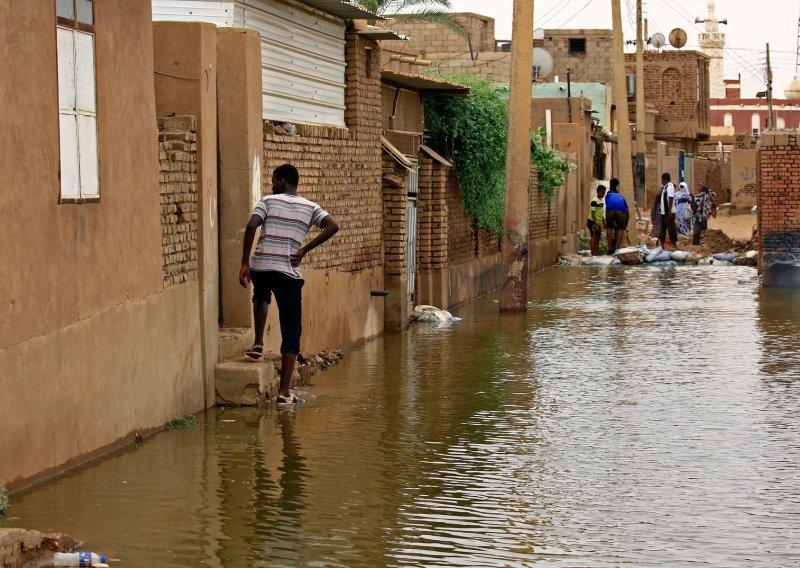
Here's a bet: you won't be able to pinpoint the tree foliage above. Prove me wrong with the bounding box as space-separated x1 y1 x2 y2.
423 75 509 232
423 75 572 234
362 0 469 39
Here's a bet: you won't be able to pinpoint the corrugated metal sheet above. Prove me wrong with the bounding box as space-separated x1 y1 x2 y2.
151 0 236 26
240 0 346 126
151 0 347 126
295 0 380 20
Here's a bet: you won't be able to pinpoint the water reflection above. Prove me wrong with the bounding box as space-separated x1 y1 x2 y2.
5 267 800 566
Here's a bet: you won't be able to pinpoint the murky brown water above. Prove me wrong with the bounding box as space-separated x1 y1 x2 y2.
5 266 800 566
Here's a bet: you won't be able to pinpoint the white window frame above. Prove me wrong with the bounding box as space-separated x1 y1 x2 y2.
56 0 99 203
723 113 733 127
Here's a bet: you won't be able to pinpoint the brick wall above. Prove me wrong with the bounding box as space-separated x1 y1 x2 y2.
380 13 494 57
158 115 198 287
538 29 615 88
417 154 449 271
625 51 710 140
528 167 558 241
757 131 800 287
382 153 407 276
262 34 383 273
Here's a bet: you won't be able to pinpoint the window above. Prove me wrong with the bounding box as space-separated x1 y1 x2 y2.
626 73 636 100
777 117 786 129
56 0 98 201
569 38 586 54
751 113 761 136
723 113 733 127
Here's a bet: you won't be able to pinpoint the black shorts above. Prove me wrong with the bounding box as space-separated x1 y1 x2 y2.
587 219 602 236
250 270 304 354
606 209 629 231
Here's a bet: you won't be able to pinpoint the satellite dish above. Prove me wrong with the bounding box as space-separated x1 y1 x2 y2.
532 47 553 80
650 32 666 49
669 28 688 49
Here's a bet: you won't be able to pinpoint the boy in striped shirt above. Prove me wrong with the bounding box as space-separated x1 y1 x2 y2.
239 164 339 403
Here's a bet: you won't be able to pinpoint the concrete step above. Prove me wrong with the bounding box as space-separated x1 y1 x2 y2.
218 326 253 362
214 357 277 406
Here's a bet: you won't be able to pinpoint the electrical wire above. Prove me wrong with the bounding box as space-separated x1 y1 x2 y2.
535 0 572 25
554 0 596 29
538 0 575 28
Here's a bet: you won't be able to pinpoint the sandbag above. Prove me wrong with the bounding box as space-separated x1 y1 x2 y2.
644 246 663 263
587 256 617 266
670 250 689 261
713 253 737 262
613 246 640 256
655 251 673 262
745 250 758 260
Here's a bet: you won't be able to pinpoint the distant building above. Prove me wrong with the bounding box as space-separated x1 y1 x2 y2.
697 0 726 99
625 50 711 152
710 77 800 136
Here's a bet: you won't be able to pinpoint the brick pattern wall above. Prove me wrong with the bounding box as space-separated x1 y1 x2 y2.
735 134 757 149
158 115 198 287
446 170 476 264
380 13 495 57
757 131 800 286
645 153 660 208
625 51 710 139
538 30 615 88
262 35 383 273
417 155 449 270
382 153 408 276
528 167 558 241
693 158 726 200
424 52 511 84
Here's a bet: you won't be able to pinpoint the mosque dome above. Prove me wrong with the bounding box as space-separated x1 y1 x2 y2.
785 76 800 100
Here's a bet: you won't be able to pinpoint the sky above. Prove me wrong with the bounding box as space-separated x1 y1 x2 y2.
447 0 800 98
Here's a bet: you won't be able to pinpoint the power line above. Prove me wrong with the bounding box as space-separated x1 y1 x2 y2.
554 0 596 29
538 0 574 28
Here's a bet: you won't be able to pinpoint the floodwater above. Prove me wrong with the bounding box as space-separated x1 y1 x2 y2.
5 266 800 567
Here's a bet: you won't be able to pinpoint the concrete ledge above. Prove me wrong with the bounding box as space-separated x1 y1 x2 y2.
218 327 253 362
215 359 275 406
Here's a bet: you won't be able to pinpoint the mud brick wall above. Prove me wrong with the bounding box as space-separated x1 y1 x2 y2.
380 13 494 57
540 29 615 88
158 115 198 287
735 134 758 150
262 34 382 273
382 153 408 276
446 171 476 264
528 167 558 241
693 158 728 201
757 131 800 287
625 51 710 139
645 153 660 208
417 155 449 271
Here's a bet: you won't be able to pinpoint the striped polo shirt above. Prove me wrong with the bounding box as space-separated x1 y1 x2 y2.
250 194 329 278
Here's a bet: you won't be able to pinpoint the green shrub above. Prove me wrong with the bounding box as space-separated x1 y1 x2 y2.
0 485 9 517
423 75 571 233
164 415 198 430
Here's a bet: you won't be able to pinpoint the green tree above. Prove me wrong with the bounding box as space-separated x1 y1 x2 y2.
362 0 470 40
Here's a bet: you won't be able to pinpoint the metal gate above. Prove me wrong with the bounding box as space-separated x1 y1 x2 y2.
406 164 419 300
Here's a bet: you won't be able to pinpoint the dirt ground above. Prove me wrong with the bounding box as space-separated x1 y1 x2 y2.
634 212 757 255
708 212 758 241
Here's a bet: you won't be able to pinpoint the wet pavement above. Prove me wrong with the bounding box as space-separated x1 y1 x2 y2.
4 266 800 566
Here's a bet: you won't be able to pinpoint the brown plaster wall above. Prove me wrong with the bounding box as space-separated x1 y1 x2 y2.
730 149 758 208
153 22 219 403
0 3 206 488
217 28 264 328
382 152 411 330
0 0 162 348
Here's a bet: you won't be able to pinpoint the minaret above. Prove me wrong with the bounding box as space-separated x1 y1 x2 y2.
698 0 726 98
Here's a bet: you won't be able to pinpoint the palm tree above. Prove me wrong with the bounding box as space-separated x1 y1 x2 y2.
362 0 470 41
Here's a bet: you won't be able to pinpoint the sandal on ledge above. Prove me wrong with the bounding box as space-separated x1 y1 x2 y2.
245 345 264 360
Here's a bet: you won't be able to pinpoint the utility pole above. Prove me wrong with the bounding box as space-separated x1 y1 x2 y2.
500 0 533 312
634 0 646 206
766 42 775 130
611 0 636 225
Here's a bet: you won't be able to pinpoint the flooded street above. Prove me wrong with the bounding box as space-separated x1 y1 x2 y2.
5 266 800 566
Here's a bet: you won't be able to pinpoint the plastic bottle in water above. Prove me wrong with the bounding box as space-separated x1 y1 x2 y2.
53 551 107 566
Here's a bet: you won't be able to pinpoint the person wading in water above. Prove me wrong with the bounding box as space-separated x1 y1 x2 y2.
239 164 339 404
